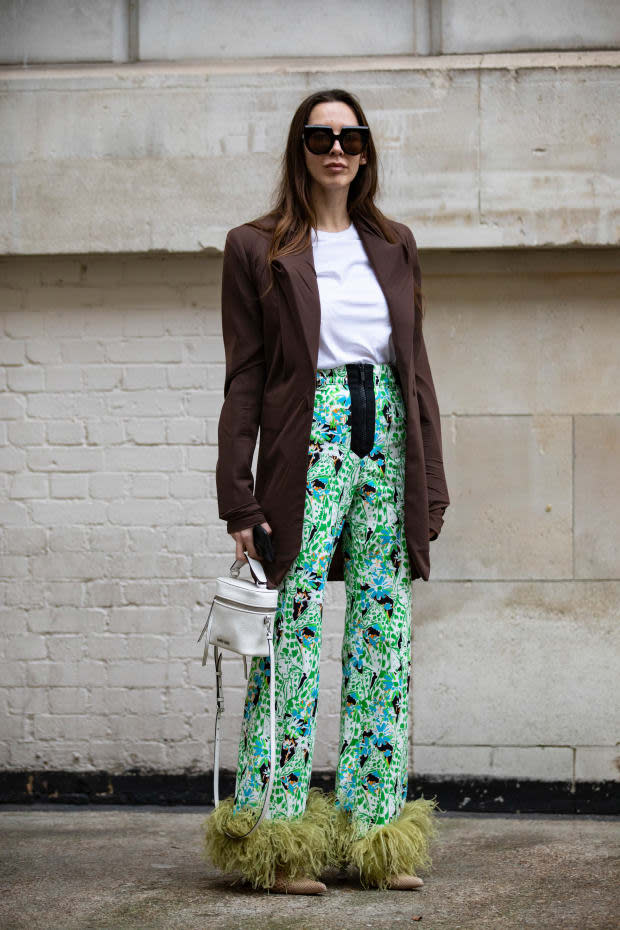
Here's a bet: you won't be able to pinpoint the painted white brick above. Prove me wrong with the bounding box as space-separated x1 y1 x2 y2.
125 420 167 445
0 340 26 365
9 474 48 498
82 310 125 339
123 366 167 390
27 287 103 314
126 635 168 660
121 582 165 606
27 661 106 687
0 394 26 419
85 419 124 446
6 420 45 446
185 391 223 418
46 635 86 662
0 609 33 633
169 473 209 499
6 687 49 715
0 446 26 472
0 661 28 687
31 502 107 526
6 585 45 610
0 501 28 526
186 445 218 471
107 339 184 364
108 607 182 635
166 419 205 445
131 476 168 501
108 714 188 742
84 367 123 390
165 526 205 553
45 367 82 391
575 746 620 782
28 608 106 633
10 741 93 770
45 582 83 607
104 447 182 472
7 365 45 391
25 340 62 364
167 366 207 391
107 500 183 526
47 421 85 445
89 473 126 499
28 447 103 472
48 526 88 551
48 688 89 715
107 660 186 688
2 716 29 740
84 634 127 661
34 715 103 742
50 474 88 498
3 635 47 660
106 391 184 418
90 687 165 716
59 340 106 363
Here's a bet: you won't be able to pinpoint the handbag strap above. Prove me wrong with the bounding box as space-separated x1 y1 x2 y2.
212 614 277 838
230 553 268 586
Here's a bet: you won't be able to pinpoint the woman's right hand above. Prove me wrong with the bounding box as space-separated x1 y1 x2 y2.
231 521 273 562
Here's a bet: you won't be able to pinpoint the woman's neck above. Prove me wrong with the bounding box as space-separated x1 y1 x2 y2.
311 187 351 232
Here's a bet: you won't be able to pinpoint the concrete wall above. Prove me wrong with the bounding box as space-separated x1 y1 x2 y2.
0 248 618 782
2 0 619 63
2 53 619 255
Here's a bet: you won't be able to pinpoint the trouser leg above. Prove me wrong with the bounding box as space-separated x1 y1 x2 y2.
202 366 358 888
336 361 412 829
330 362 441 887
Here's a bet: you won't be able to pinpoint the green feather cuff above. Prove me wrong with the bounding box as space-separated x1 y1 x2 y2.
203 788 441 891
201 786 336 890
338 795 442 889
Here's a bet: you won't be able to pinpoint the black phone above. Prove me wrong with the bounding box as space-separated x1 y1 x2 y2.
253 524 276 562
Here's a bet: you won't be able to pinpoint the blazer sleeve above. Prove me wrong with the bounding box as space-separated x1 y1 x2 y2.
215 229 267 534
407 228 450 540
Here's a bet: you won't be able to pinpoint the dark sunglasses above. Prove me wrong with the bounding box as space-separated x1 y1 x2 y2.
302 124 370 156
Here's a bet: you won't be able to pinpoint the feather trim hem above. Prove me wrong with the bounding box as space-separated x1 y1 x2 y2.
330 795 442 889
201 786 335 890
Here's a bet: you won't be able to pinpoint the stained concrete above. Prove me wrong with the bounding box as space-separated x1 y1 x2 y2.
2 52 620 254
0 806 617 930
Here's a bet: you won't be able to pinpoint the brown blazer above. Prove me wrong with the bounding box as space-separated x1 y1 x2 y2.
215 211 450 589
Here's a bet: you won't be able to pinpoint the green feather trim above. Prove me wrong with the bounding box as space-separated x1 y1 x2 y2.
202 786 336 889
345 796 442 889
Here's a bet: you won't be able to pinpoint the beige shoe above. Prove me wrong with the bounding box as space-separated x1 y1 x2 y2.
386 873 424 890
268 868 327 895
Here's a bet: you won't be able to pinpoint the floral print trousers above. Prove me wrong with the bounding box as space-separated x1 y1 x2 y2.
202 362 440 889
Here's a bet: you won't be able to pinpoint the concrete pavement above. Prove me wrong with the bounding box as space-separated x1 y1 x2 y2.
1 807 618 930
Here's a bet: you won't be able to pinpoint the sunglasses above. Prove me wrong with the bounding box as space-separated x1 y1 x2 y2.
302 124 370 156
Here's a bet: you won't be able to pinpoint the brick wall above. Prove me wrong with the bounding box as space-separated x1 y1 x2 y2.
0 248 618 783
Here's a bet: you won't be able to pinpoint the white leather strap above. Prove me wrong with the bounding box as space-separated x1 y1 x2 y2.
230 553 268 585
213 615 276 838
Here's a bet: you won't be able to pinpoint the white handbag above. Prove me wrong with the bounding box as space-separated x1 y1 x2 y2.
197 553 279 838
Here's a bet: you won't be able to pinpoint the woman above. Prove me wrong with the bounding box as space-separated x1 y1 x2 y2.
203 88 449 895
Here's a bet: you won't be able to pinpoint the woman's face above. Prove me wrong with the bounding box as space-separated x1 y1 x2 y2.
303 101 368 194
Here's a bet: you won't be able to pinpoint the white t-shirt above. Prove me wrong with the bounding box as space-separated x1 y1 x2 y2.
311 222 396 369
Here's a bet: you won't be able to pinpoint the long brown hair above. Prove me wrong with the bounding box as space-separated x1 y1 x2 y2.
248 88 424 319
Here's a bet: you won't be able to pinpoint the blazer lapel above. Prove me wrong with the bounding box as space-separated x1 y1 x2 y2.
271 214 415 375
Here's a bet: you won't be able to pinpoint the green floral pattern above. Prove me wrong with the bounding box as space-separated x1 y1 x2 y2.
232 362 413 839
